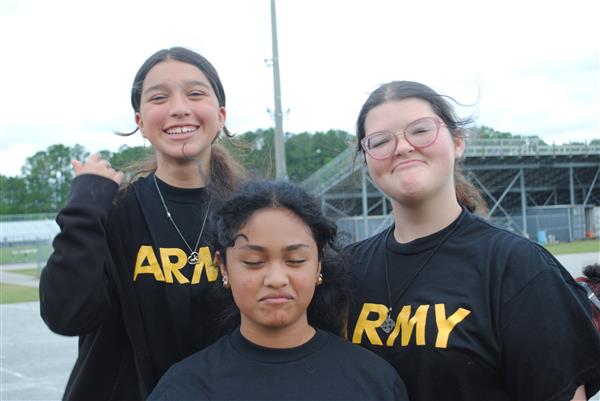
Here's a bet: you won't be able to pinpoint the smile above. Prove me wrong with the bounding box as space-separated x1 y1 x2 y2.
164 125 198 135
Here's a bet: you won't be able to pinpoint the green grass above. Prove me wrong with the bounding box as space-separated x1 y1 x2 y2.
6 268 40 278
0 283 39 304
543 239 600 255
0 244 53 265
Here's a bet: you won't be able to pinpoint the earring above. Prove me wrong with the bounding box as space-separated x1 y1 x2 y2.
317 273 323 286
222 276 229 288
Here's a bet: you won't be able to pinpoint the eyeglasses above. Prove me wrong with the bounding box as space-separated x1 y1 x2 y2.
360 117 443 160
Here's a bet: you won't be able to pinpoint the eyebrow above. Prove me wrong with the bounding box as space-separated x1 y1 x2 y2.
231 235 310 252
143 80 212 95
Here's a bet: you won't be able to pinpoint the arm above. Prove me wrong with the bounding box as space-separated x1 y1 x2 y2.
500 265 600 400
39 154 124 335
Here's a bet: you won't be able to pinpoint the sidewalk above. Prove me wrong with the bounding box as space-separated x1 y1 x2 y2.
0 263 39 288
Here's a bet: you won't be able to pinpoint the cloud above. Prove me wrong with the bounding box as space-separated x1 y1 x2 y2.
1 0 598 176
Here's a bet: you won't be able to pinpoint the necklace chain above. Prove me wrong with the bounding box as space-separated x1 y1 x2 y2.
382 212 465 334
153 174 211 265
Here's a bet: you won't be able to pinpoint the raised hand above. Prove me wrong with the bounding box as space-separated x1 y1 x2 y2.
72 153 124 185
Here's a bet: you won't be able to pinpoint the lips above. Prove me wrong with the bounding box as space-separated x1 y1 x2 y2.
392 158 425 172
259 293 293 304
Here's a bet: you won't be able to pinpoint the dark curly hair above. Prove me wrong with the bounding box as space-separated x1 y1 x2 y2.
210 179 352 336
577 263 600 332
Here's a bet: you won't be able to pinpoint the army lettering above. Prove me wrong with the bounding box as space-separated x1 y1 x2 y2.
132 245 218 284
352 302 471 349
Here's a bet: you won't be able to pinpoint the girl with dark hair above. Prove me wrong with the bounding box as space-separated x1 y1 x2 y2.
576 263 600 332
346 81 600 401
147 180 409 401
39 47 246 401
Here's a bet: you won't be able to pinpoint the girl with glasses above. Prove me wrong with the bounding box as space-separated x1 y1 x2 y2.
147 180 409 401
346 80 600 401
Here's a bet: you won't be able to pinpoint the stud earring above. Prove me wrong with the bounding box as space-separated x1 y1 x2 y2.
222 276 229 288
317 273 323 285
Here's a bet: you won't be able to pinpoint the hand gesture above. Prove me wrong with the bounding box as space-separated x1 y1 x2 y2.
72 153 124 185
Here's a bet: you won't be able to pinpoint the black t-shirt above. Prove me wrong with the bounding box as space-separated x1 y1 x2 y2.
346 209 600 401
133 176 219 380
147 329 409 401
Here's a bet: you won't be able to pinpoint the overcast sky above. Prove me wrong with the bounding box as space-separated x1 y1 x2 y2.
1 0 598 177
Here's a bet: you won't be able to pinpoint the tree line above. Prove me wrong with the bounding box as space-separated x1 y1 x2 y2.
0 128 351 214
1 126 597 215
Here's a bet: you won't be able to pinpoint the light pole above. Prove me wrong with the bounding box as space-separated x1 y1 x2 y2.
270 0 287 179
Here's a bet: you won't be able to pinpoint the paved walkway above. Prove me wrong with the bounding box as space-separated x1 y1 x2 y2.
1 302 76 401
0 263 40 288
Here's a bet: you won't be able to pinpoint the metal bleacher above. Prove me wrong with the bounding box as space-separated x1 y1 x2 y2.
301 138 600 241
0 215 59 245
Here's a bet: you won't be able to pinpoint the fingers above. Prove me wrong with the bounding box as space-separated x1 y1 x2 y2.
73 153 123 185
72 160 82 175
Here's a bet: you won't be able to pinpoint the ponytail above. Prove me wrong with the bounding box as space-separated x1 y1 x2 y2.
455 163 488 216
207 143 248 201
117 143 247 200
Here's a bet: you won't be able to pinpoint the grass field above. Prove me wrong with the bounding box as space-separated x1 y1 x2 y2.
0 283 39 304
543 239 599 255
7 268 40 278
0 243 53 265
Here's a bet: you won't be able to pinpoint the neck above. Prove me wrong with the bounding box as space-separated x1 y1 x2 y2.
155 159 209 188
239 317 315 349
391 194 462 243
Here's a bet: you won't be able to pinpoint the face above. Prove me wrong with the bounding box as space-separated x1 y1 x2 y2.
363 98 464 207
135 59 226 167
220 208 321 335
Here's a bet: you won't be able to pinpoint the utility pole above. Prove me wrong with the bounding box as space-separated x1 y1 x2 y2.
270 0 287 179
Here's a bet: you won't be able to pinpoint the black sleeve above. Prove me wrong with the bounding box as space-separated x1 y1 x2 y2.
500 266 600 401
393 376 410 401
39 174 119 336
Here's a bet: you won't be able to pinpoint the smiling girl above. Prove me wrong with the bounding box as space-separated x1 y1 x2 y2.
39 47 246 401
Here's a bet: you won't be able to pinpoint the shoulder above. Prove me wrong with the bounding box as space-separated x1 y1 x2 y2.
324 332 397 375
342 228 389 278
343 227 389 254
460 212 561 274
449 212 580 304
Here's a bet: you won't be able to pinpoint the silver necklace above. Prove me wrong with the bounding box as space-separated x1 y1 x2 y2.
382 211 464 334
153 174 211 265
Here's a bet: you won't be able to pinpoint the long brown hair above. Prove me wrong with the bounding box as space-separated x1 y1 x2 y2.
355 81 488 215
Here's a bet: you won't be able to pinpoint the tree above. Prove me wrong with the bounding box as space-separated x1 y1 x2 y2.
109 145 154 170
0 175 28 214
223 128 353 182
21 144 88 212
223 128 276 178
286 129 352 182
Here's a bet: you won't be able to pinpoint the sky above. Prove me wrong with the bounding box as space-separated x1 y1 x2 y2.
1 0 598 177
